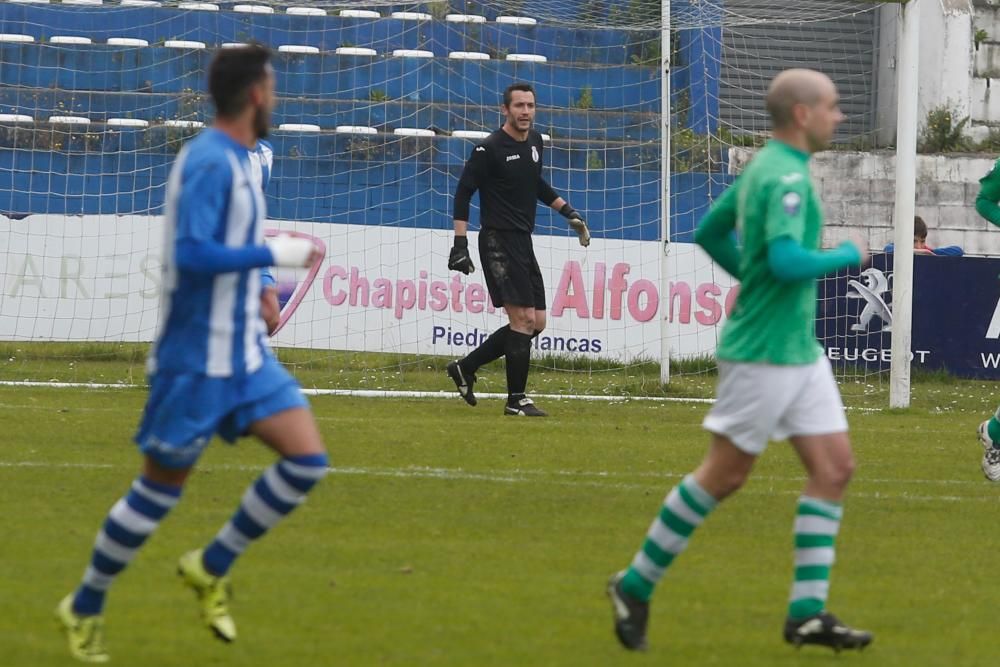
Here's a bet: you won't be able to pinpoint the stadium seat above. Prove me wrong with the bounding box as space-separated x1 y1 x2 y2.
287 7 324 15
392 49 434 58
506 54 547 63
164 40 206 50
496 16 538 26
278 45 319 53
335 125 377 134
234 4 273 14
394 128 435 137
340 9 379 18
0 34 32 42
50 35 92 44
449 52 490 60
391 12 431 21
48 115 90 124
445 14 487 24
107 37 148 46
177 2 217 10
336 47 377 56
107 118 149 127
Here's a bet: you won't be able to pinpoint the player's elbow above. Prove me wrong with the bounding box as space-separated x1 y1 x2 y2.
975 195 999 223
693 222 711 249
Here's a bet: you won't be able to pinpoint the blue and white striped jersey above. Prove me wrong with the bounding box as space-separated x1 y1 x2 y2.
249 139 276 289
148 128 271 378
248 138 273 192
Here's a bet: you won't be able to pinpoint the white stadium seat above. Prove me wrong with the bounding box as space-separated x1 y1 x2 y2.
107 118 150 128
496 16 538 26
177 2 218 10
62 0 102 5
120 0 159 5
278 123 321 132
278 45 319 54
107 38 149 47
51 36 94 45
452 130 491 139
0 114 34 123
506 54 547 63
391 12 432 21
164 40 207 50
393 128 435 137
164 120 205 128
446 14 487 23
0 34 34 43
340 9 380 18
392 49 434 59
221 43 249 49
335 126 377 135
449 51 490 60
287 6 325 15
234 4 274 13
48 116 91 125
336 47 377 56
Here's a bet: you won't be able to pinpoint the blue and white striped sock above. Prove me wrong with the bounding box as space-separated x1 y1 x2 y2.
73 476 182 615
202 453 328 576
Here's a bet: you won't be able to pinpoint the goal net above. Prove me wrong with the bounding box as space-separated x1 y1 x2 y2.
0 0 894 397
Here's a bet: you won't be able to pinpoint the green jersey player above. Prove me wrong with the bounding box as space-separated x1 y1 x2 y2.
974 158 1000 479
606 69 873 653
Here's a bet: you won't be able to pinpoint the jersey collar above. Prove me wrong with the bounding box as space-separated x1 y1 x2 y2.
768 139 810 163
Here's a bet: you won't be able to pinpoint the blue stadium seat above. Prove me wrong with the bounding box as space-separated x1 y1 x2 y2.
0 4 641 65
0 44 659 112
0 89 659 141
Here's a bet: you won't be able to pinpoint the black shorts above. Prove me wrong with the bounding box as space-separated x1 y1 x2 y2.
478 228 546 310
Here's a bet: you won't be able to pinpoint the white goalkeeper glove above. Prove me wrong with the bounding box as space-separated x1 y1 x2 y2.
266 235 317 268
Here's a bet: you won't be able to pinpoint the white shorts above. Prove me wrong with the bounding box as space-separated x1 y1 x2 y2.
702 357 848 455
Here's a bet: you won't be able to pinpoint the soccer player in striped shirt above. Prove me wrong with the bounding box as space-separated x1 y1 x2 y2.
606 69 874 653
56 46 327 663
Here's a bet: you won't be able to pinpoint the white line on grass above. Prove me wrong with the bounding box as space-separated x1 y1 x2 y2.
1 460 994 503
0 380 713 404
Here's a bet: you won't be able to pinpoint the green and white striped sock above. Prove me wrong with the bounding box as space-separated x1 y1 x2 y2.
620 475 718 602
788 496 843 620
987 406 1000 444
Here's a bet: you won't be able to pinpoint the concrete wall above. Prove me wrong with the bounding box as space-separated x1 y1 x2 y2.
730 147 1000 256
876 0 985 143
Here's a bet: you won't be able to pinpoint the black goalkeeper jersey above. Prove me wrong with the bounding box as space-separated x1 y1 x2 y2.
453 128 559 234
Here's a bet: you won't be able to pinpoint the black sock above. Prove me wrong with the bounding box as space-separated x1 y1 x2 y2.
505 330 532 399
460 325 510 374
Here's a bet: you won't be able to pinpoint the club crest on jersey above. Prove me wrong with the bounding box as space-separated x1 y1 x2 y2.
531 146 539 163
782 192 802 215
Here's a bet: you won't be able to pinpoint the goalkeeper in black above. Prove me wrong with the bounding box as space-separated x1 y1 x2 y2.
446 82 590 417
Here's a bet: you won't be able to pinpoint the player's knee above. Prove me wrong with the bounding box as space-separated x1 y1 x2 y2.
718 467 750 497
827 454 855 490
510 311 535 332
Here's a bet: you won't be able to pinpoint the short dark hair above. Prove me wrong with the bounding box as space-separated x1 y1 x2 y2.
209 44 271 118
503 83 536 108
914 215 927 239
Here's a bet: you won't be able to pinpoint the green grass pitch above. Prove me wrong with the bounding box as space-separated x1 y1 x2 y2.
3 352 1000 665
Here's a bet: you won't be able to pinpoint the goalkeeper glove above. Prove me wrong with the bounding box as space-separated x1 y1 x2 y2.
560 204 591 247
448 236 476 274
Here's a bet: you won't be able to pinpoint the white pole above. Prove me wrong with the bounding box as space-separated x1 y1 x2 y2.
659 0 672 385
890 0 920 408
